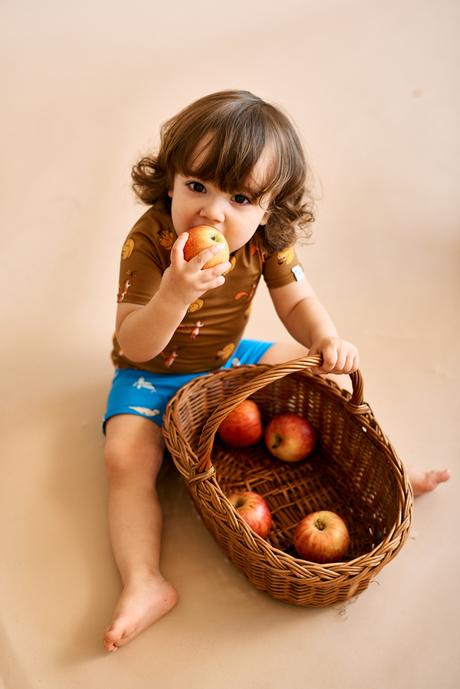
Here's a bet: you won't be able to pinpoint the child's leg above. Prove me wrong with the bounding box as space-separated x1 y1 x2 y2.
258 341 450 495
103 414 178 652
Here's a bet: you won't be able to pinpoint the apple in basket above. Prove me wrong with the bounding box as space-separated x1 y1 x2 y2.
228 491 272 538
217 400 263 447
183 225 230 268
264 413 317 462
294 511 350 564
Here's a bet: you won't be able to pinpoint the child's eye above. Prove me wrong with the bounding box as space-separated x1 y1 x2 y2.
186 181 206 193
232 193 250 205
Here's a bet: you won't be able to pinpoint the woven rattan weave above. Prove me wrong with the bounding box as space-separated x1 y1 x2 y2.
163 355 413 606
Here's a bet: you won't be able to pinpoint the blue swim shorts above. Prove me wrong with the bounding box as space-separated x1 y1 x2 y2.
102 338 273 432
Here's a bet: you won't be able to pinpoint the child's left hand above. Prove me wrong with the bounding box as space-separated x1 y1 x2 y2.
308 336 359 375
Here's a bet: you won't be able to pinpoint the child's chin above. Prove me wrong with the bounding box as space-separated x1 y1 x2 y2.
228 240 241 253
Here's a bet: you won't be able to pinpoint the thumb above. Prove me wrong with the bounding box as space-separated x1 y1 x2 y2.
307 346 324 375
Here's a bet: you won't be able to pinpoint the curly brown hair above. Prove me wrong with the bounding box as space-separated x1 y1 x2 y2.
131 90 315 251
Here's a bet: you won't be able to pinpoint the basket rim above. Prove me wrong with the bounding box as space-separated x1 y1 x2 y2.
202 486 410 574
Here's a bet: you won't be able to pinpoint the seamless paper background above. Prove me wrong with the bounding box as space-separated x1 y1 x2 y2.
1 1 459 688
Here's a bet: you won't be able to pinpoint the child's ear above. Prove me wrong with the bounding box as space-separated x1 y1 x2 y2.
168 189 173 198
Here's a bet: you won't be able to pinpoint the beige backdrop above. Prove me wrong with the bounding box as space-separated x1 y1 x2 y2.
1 1 459 688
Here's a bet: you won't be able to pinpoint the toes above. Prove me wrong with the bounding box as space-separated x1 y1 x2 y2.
413 469 451 496
103 632 117 653
438 469 450 483
104 614 141 652
427 470 450 489
103 635 118 653
103 622 128 652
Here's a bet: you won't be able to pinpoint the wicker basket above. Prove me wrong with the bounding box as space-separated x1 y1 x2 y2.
162 355 413 606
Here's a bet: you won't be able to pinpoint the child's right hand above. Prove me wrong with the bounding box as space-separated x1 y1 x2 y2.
159 232 232 307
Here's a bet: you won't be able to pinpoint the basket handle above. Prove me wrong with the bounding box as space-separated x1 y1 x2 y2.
195 355 364 476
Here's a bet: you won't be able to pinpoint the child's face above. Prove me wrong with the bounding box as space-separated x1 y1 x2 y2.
168 149 272 253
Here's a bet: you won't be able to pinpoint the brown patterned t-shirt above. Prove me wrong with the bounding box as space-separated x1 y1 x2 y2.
111 203 305 374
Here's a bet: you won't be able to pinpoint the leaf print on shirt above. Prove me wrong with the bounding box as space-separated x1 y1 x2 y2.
158 228 175 250
216 343 235 361
188 299 204 313
122 238 135 259
277 247 295 266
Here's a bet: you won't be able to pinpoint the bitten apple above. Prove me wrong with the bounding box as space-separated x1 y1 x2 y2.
264 413 317 462
183 225 230 268
294 510 350 563
217 400 263 447
228 491 272 538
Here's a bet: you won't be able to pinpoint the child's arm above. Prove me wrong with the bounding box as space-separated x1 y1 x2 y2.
116 232 231 363
269 278 359 374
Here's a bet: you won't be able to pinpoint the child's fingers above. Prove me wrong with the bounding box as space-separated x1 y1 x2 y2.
318 345 338 373
205 274 227 290
204 260 232 277
346 351 359 373
190 244 225 269
309 340 360 375
338 347 359 374
334 349 348 373
199 262 232 290
170 232 189 264
326 349 359 374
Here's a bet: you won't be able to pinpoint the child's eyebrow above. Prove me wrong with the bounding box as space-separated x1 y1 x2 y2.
236 184 262 197
236 185 255 195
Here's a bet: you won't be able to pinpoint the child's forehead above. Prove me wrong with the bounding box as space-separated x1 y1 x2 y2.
189 132 217 167
187 133 277 193
240 149 276 195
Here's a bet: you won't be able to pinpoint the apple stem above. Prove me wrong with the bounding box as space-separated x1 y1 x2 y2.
315 519 326 531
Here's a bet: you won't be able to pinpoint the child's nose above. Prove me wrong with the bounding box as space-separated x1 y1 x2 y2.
199 196 225 224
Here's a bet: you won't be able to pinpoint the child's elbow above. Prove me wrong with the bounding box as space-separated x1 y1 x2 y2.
116 335 156 364
124 351 153 364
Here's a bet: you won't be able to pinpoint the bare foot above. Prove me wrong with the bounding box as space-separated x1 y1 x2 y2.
103 574 178 652
407 466 451 497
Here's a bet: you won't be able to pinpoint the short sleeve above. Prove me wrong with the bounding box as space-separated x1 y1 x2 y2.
262 245 306 289
116 214 172 305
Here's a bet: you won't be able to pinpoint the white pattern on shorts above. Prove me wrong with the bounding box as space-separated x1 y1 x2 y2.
128 406 160 417
132 377 157 392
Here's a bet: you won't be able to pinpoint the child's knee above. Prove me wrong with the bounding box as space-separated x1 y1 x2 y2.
103 416 164 479
104 439 163 480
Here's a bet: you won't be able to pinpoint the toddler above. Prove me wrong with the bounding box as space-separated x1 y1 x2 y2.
102 90 449 652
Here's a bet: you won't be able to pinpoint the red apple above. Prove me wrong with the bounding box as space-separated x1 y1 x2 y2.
264 413 317 462
228 491 272 538
183 225 230 268
217 400 263 447
294 510 350 563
